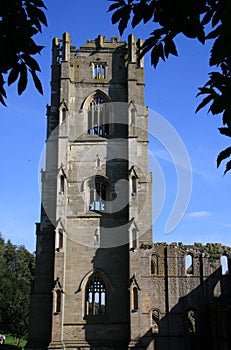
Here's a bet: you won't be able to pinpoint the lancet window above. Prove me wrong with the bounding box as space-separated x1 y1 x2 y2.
85 273 106 317
89 176 108 211
87 95 109 137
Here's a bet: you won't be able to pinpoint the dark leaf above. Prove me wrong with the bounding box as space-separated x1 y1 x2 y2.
223 109 231 127
212 9 221 28
218 127 231 138
206 24 221 39
0 74 7 99
217 147 231 168
196 86 214 96
111 6 127 24
139 35 157 59
209 36 226 66
18 63 28 95
0 93 7 107
196 25 206 44
151 44 165 68
118 7 131 35
108 1 124 12
27 38 44 55
31 70 43 95
8 65 20 86
26 4 48 27
195 94 214 113
21 54 41 71
202 9 213 25
209 98 224 115
132 4 144 28
30 0 48 9
224 159 231 175
164 38 178 58
143 2 154 23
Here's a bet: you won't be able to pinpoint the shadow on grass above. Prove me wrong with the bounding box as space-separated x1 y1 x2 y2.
0 345 21 350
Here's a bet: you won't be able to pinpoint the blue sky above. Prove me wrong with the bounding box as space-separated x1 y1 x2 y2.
0 0 231 252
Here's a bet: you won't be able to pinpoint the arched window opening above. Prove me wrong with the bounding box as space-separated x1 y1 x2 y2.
132 287 138 311
186 254 193 275
152 309 160 334
89 177 108 211
131 176 136 195
62 108 66 122
221 255 228 275
59 229 63 250
87 95 109 137
56 289 62 313
60 175 65 193
85 273 106 317
151 254 158 275
187 309 196 334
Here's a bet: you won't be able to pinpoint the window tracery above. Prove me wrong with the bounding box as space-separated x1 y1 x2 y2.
89 176 108 211
85 273 106 317
87 95 109 137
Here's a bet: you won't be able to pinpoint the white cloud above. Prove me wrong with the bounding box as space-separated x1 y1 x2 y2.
220 223 231 228
187 211 211 218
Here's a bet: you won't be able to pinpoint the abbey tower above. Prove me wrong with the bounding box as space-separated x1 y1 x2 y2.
27 34 231 350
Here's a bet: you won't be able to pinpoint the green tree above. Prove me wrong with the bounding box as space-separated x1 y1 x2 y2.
0 237 35 343
0 0 47 106
108 0 231 173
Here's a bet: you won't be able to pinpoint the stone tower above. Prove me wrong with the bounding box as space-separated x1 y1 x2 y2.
27 33 153 350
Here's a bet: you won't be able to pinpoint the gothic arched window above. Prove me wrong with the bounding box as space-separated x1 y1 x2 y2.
221 255 229 275
56 289 62 313
87 95 110 137
132 287 138 311
85 273 106 317
186 254 193 275
89 176 108 211
151 254 159 275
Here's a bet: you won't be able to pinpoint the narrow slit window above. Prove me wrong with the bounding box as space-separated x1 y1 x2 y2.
56 290 62 313
151 254 158 275
60 175 65 193
62 108 66 122
186 254 193 275
132 287 138 311
221 255 228 275
59 229 63 249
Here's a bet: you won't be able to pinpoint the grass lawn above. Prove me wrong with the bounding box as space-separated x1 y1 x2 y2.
0 334 27 349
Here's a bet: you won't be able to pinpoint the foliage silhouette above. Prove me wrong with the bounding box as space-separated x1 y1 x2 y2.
0 234 35 343
0 0 47 106
108 0 231 173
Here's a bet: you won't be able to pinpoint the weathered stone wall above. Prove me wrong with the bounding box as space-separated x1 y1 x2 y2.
132 242 231 349
27 33 231 350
